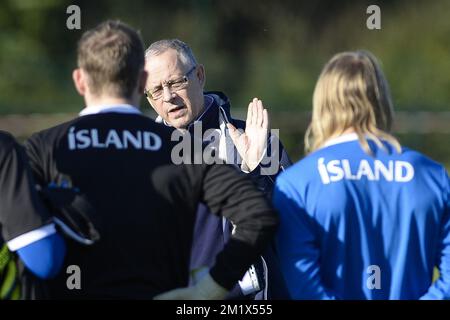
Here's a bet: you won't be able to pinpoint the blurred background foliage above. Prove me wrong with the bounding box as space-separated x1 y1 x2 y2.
0 0 449 165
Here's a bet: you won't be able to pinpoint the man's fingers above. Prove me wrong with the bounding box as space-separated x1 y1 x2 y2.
246 101 252 128
256 99 264 127
251 98 258 125
227 123 241 143
227 123 249 160
262 108 269 130
247 98 266 128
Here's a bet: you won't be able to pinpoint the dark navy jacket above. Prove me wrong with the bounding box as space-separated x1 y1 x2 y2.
183 92 291 299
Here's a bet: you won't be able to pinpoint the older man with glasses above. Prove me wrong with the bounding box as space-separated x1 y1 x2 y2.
144 39 291 300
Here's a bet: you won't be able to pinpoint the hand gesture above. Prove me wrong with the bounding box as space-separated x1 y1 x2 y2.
227 98 269 172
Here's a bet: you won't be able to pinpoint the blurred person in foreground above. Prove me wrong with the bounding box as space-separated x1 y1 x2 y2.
144 39 290 299
273 50 450 299
0 131 65 299
24 20 278 299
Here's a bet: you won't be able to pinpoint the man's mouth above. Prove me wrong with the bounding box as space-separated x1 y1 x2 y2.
168 105 186 113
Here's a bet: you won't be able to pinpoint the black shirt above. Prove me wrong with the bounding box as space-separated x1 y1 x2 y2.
0 131 51 248
25 109 278 299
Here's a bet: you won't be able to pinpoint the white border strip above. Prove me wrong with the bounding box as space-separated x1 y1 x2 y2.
79 104 142 116
53 217 95 246
7 223 57 251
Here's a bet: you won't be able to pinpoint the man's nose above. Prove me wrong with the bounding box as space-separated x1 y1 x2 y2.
162 86 175 102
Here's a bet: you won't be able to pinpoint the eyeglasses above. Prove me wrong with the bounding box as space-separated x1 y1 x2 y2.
144 65 197 100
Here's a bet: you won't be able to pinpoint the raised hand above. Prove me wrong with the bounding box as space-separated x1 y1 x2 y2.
227 98 269 172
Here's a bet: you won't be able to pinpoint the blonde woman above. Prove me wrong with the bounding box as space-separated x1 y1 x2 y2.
273 51 450 299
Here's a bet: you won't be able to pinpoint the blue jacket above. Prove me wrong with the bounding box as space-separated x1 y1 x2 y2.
273 134 450 299
184 91 292 299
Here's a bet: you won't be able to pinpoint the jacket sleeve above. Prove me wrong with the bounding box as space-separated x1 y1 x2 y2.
420 169 450 300
273 175 337 300
0 132 65 279
0 132 52 241
23 132 50 187
193 164 279 290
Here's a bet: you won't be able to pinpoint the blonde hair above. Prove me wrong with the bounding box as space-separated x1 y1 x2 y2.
305 50 401 155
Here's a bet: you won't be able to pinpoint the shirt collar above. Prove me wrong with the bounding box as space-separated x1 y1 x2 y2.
79 104 142 116
322 133 359 148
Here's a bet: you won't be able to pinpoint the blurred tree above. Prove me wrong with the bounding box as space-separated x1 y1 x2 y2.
0 0 448 166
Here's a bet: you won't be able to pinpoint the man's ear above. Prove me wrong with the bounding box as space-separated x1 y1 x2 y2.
196 64 206 88
137 69 148 95
72 68 87 96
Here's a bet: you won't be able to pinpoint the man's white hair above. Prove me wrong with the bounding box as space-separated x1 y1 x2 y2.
145 39 197 69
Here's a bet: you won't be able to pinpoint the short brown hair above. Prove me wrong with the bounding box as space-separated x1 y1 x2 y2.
77 20 145 98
